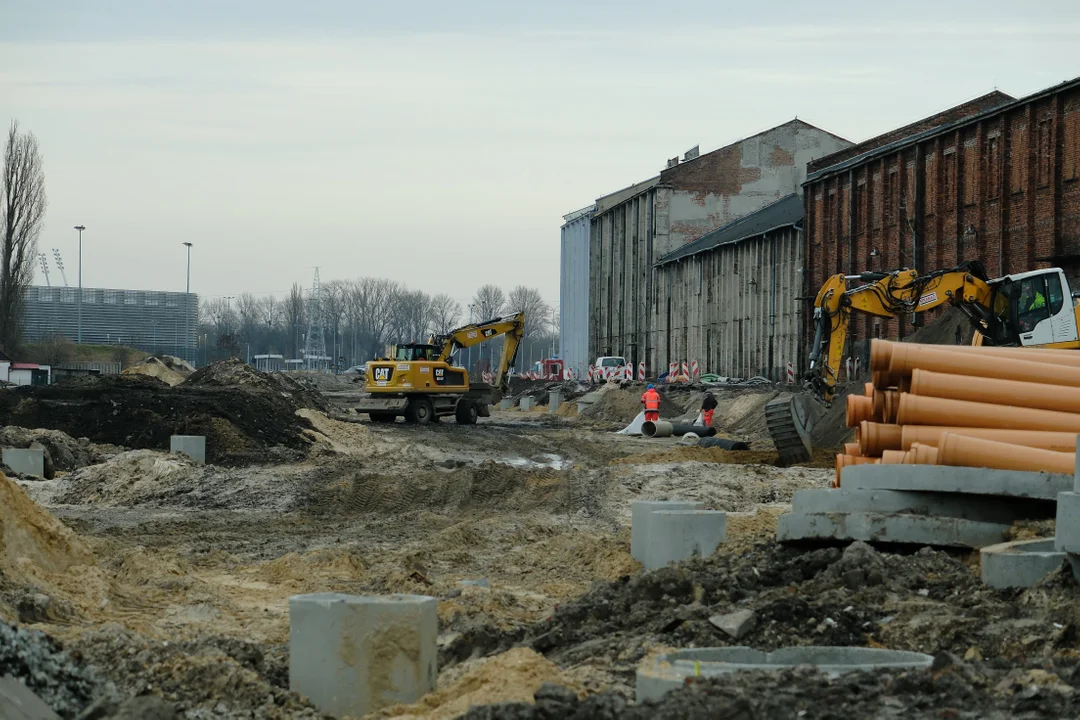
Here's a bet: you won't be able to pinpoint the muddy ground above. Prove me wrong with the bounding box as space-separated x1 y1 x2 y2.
2 373 1078 719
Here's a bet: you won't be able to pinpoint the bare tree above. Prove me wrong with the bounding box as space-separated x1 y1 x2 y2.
507 285 550 337
323 280 349 362
28 333 73 366
430 293 462 335
353 277 399 359
260 295 281 334
0 121 47 352
471 284 505 322
202 298 239 338
235 292 261 343
283 283 306 358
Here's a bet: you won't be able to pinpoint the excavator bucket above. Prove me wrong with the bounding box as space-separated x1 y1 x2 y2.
766 394 815 466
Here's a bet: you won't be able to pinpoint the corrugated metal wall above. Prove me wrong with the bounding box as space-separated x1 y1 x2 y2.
651 226 804 380
560 209 592 376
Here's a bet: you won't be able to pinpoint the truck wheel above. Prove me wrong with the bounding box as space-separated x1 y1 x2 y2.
369 413 396 423
406 397 434 425
455 399 478 425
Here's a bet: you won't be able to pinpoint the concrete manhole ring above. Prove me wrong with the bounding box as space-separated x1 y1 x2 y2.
636 646 935 702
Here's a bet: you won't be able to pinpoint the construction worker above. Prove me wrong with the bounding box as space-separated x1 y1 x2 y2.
1021 283 1046 312
701 391 718 427
642 383 661 423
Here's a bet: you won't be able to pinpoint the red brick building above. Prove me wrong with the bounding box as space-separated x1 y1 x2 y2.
804 78 1080 349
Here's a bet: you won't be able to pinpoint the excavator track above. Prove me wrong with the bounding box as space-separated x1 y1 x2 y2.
766 394 814 467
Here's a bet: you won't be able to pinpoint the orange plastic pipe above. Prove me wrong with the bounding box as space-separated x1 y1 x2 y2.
872 371 900 389
938 432 1075 474
846 394 874 427
872 389 886 420
870 339 893 371
844 442 862 456
880 449 907 464
906 443 939 465
864 382 874 398
889 344 1080 388
883 390 900 423
872 339 1080 370
901 426 1079 453
897 393 1080 433
858 421 903 456
911 368 1080 414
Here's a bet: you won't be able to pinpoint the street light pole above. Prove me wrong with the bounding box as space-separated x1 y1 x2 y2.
74 225 85 343
183 242 193 364
467 303 474 376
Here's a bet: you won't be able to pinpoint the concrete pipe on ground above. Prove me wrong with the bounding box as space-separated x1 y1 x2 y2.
900 426 1080 453
642 420 672 438
911 368 1080 415
937 432 1074 475
888 345 1080 388
642 420 716 439
896 394 1080 433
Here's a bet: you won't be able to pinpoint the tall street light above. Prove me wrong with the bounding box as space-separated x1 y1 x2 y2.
183 242 193 364
74 225 85 343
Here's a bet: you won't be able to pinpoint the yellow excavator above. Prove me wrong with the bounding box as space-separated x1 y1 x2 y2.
357 312 525 425
766 261 1080 464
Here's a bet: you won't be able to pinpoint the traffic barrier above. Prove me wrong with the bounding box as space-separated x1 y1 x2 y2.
691 360 700 380
668 363 677 383
786 362 795 384
638 362 646 381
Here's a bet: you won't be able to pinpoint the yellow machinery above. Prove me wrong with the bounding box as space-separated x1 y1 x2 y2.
357 312 525 425
767 261 1080 464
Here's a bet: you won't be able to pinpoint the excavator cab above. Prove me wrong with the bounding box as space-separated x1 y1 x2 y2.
996 269 1079 347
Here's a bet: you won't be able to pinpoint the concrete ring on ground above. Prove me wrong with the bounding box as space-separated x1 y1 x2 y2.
981 538 1065 589
636 646 935 702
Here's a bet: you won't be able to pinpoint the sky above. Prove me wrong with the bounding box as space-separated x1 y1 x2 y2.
2 1 1080 312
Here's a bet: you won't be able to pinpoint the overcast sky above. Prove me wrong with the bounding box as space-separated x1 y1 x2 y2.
2 1 1079 310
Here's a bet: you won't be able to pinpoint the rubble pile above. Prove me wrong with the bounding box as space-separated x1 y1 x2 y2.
121 355 195 386
0 360 329 464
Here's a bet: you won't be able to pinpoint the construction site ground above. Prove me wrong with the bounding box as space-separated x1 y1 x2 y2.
2 373 1079 719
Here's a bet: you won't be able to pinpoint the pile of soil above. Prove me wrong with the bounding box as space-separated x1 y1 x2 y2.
0 471 95 579
121 355 194 387
463 658 1080 719
578 387 683 424
441 540 1080 693
0 360 329 465
0 426 101 473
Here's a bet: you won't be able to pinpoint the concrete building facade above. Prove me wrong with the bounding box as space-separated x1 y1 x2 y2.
652 195 805 380
589 120 852 374
21 285 198 361
804 78 1080 353
559 205 594 376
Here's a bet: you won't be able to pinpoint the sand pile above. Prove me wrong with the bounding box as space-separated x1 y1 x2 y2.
0 471 94 579
579 386 682 424
121 355 194 386
376 648 584 720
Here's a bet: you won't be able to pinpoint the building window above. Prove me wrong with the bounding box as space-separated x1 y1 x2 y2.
962 139 977 206
924 156 936 216
1066 112 1080 181
986 134 1001 199
1011 124 1028 193
145 292 159 306
1038 118 1052 187
37 288 54 302
884 169 898 226
60 288 75 303
165 294 178 308
124 291 138 305
82 289 96 304
943 149 957 208
104 290 119 304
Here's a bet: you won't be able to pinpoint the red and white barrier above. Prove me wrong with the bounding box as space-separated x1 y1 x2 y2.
690 360 700 380
667 362 677 383
681 360 689 379
844 357 853 381
854 356 862 377
637 362 646 381
786 361 795 384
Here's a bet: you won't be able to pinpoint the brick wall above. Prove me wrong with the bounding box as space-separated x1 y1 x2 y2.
804 80 1080 356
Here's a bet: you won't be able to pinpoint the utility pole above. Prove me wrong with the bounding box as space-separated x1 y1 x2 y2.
183 242 193 364
467 304 474 376
74 225 85 343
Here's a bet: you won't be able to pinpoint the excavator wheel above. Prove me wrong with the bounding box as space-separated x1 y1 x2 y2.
455 399 478 425
405 397 434 425
766 394 814 467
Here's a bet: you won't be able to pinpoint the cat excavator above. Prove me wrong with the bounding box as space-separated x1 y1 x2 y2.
766 261 1080 464
357 312 525 425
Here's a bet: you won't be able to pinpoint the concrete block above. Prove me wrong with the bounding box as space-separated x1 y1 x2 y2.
636 646 934 703
499 399 512 410
981 538 1064 589
549 391 563 414
2 448 44 478
777 511 1009 549
645 510 726 570
630 500 704 562
842 464 1071 501
709 609 756 640
792 488 1049 525
0 675 61 720
1054 491 1080 554
170 435 206 464
519 397 535 411
289 593 437 718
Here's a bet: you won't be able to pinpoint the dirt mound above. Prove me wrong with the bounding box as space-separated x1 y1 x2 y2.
376 648 585 720
0 426 100 472
122 355 194 386
461 658 1080 719
0 361 327 465
0 471 94 578
712 389 779 437
578 386 682 424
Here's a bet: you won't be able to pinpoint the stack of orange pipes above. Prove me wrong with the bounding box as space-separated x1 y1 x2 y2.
832 339 1079 487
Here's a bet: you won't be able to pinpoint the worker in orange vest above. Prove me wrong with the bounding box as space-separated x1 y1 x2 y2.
701 391 718 428
642 383 661 423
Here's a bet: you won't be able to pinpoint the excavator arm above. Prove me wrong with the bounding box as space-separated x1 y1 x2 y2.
805 261 1005 404
432 312 526 395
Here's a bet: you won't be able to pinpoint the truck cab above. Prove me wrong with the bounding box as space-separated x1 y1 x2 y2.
991 268 1080 348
